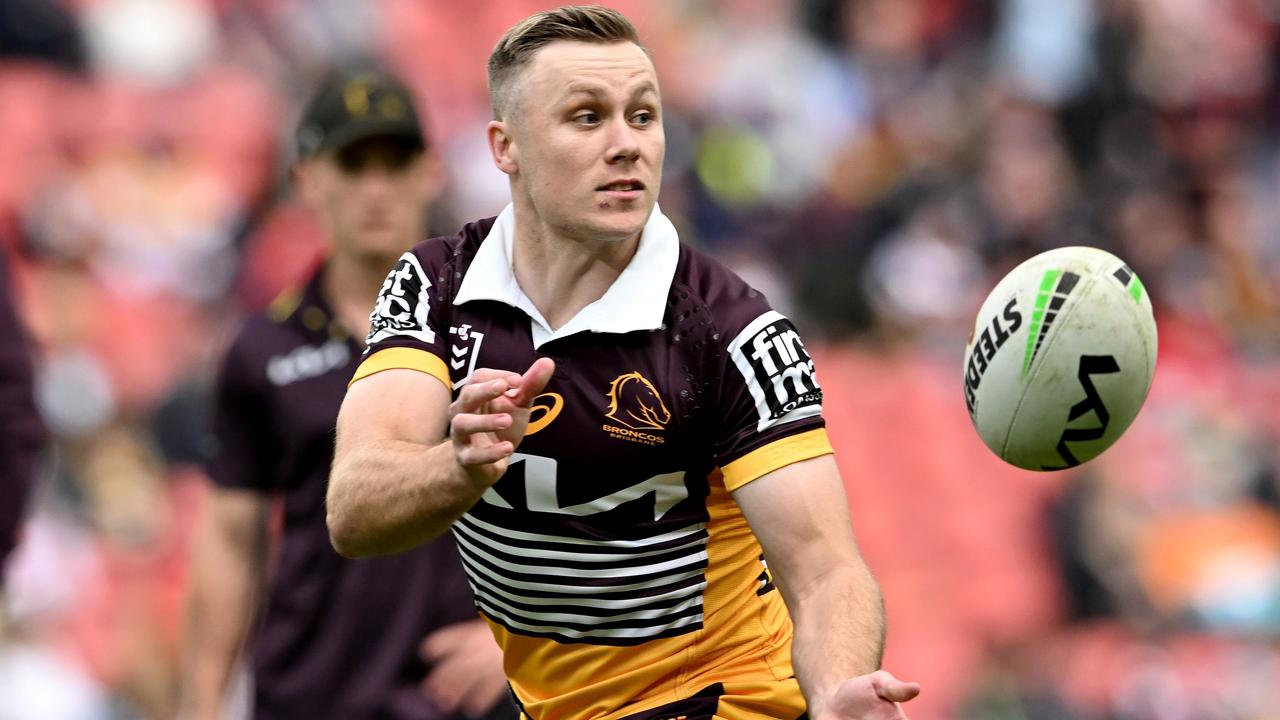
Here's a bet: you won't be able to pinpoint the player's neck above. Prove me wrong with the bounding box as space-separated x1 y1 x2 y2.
511 221 640 331
324 249 402 343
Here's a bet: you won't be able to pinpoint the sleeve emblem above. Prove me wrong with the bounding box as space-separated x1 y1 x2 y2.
728 311 823 431
367 252 436 346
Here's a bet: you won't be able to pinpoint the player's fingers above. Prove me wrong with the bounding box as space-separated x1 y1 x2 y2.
421 673 463 714
420 629 478 713
419 623 466 661
460 671 509 717
870 671 921 703
419 636 441 661
452 379 509 414
512 357 556 405
450 413 512 437
470 368 522 385
892 684 922 702
455 441 513 467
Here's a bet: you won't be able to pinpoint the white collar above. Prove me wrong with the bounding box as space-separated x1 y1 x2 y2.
454 204 680 348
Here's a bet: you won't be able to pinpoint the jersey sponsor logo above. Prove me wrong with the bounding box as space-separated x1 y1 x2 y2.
448 323 485 388
728 311 823 431
525 393 564 436
266 339 350 386
480 453 689 521
459 452 708 644
367 252 435 347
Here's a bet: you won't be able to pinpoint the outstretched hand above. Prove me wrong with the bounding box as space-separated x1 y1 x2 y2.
449 358 556 485
815 671 921 720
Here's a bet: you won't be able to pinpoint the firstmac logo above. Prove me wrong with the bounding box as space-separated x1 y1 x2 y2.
730 311 822 431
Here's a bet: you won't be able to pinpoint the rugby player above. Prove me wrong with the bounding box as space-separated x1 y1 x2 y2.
328 8 920 720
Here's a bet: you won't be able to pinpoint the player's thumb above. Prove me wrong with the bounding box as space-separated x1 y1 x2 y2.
869 671 921 703
516 357 556 404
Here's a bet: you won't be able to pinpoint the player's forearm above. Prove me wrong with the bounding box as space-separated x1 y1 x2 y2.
183 587 254 719
327 438 486 557
788 562 886 717
181 513 263 718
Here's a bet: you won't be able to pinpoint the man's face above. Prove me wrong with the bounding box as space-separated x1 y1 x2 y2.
499 40 664 243
297 137 436 262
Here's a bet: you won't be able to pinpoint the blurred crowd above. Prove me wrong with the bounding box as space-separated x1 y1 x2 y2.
0 0 1278 718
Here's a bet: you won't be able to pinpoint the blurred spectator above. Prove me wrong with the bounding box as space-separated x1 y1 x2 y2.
0 0 87 71
0 249 44 577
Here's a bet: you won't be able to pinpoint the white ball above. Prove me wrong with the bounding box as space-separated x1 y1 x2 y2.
963 246 1158 471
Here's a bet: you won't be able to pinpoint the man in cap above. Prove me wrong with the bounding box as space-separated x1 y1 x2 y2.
183 68 512 720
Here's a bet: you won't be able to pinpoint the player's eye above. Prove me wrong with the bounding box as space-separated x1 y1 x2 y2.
631 110 654 126
573 112 600 126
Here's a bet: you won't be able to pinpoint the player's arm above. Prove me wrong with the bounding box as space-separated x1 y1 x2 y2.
326 358 554 558
733 455 919 720
180 336 276 719
181 487 268 720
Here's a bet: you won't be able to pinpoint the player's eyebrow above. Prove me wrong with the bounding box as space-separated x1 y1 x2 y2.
561 80 658 102
629 81 658 100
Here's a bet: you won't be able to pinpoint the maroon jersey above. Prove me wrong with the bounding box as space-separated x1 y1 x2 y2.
210 266 480 720
353 206 832 720
0 251 43 568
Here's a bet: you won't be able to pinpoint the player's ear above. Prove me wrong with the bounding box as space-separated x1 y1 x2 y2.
488 120 518 176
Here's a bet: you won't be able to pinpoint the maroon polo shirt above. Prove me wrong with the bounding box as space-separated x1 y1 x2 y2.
209 265 481 720
351 207 833 719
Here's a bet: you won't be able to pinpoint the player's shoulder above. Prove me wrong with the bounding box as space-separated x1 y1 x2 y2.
222 262 338 376
363 216 497 350
220 290 308 379
671 243 774 336
674 245 825 432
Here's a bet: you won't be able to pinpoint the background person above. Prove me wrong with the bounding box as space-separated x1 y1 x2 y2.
182 67 513 720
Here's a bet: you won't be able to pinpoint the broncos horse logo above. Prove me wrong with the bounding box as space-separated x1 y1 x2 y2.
605 372 672 431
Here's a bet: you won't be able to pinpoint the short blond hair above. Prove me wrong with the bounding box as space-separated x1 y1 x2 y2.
488 5 644 120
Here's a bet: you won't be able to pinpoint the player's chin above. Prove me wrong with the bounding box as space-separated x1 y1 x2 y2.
589 200 652 237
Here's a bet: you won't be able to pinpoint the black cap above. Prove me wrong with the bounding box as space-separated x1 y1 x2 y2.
295 68 426 158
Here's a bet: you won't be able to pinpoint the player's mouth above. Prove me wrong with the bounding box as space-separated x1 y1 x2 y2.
596 179 645 201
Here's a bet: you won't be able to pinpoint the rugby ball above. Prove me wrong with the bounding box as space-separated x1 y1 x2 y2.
963 246 1157 471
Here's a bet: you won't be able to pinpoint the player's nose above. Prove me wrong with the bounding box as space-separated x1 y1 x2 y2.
604 120 641 165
